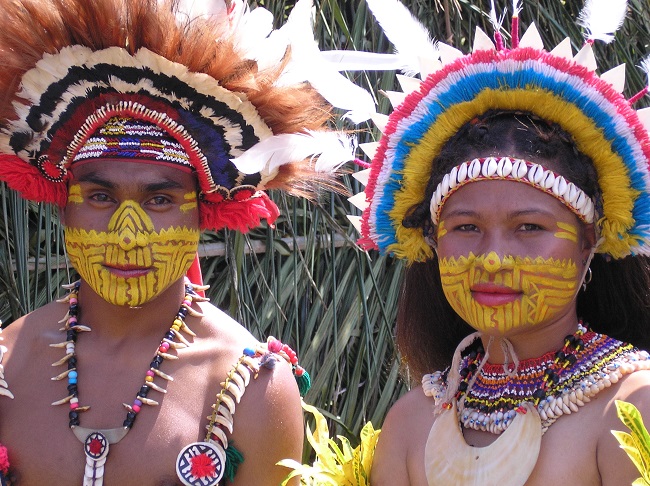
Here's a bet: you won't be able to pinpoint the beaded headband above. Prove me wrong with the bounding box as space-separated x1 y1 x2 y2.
346 0 650 261
429 157 597 226
74 117 192 168
0 0 372 233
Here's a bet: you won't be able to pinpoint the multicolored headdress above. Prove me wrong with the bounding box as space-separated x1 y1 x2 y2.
348 0 650 262
0 0 372 233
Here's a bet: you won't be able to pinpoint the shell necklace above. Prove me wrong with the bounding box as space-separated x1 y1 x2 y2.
51 280 203 486
422 325 650 485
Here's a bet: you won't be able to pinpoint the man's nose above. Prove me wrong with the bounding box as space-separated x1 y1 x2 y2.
107 201 154 250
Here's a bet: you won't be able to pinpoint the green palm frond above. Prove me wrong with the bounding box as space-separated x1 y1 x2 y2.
613 400 650 485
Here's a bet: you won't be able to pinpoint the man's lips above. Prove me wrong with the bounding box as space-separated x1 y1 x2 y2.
103 264 152 278
470 284 522 307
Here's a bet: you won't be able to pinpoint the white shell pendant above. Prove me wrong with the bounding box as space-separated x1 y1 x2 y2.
176 441 226 486
82 432 109 486
425 402 542 486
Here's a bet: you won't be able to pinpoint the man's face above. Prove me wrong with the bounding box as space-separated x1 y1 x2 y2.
62 159 200 307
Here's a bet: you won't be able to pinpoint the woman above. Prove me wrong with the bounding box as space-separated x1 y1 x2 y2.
283 1 650 484
353 0 650 484
370 111 650 485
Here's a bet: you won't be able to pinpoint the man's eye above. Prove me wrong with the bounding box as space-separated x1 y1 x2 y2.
148 195 172 205
89 193 111 202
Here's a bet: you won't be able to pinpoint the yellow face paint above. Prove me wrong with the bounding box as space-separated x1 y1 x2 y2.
554 221 579 243
439 251 579 333
64 200 199 307
180 192 198 213
436 220 448 239
67 184 84 204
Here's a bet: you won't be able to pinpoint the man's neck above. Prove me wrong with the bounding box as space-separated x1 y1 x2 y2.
74 278 188 341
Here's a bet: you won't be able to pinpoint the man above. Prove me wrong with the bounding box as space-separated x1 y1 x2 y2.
0 0 357 483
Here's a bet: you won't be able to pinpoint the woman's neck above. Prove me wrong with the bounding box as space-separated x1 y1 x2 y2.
479 312 582 363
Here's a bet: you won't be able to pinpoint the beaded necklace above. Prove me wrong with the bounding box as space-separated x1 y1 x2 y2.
422 324 650 435
51 279 202 486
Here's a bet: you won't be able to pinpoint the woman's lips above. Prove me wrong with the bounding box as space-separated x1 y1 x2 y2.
471 284 522 307
104 264 152 278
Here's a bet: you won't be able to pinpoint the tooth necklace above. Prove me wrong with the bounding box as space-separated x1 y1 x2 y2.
50 280 204 486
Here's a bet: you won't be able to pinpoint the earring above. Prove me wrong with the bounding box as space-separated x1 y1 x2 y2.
582 266 593 291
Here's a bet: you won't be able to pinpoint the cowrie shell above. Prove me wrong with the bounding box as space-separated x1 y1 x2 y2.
441 174 451 195
553 176 568 197
529 164 545 184
485 157 498 177
449 166 459 188
543 171 555 189
457 162 468 182
497 157 513 177
469 159 481 178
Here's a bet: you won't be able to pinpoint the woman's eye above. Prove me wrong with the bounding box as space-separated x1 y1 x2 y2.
518 223 543 231
455 224 479 232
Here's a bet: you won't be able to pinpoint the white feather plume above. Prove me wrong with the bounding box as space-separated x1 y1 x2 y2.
320 51 404 72
231 131 356 175
577 0 628 43
489 0 507 34
365 0 438 77
272 0 376 122
641 56 650 90
512 0 522 17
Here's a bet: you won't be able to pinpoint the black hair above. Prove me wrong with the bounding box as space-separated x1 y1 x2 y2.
396 111 650 383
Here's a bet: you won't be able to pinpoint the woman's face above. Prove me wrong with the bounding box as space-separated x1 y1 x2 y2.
435 179 594 336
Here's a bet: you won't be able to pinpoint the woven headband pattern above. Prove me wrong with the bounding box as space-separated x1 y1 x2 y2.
349 0 650 261
74 116 192 169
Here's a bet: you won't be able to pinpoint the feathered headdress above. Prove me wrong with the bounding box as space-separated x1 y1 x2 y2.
0 0 370 233
346 0 650 262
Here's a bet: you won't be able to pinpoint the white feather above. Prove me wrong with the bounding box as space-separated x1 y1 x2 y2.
365 0 438 76
641 56 650 90
512 0 522 17
273 0 376 121
233 7 278 66
320 51 404 72
489 0 506 34
577 0 628 43
231 131 356 175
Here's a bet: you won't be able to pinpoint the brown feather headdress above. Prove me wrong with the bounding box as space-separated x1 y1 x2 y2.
0 0 358 232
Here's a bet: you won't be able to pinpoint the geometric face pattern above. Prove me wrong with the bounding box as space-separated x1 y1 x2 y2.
65 200 199 307
438 251 579 334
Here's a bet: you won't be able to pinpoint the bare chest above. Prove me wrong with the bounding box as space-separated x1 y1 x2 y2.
0 343 239 485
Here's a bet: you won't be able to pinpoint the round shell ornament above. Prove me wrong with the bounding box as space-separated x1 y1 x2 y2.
176 441 226 486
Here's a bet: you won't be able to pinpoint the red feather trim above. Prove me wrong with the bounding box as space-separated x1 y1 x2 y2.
199 192 280 233
0 442 10 475
0 154 67 206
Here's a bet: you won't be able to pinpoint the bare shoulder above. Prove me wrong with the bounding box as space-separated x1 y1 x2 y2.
194 302 303 485
371 386 436 486
1 299 68 364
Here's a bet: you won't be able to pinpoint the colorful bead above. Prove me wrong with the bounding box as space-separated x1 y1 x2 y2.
424 323 650 435
51 281 198 433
